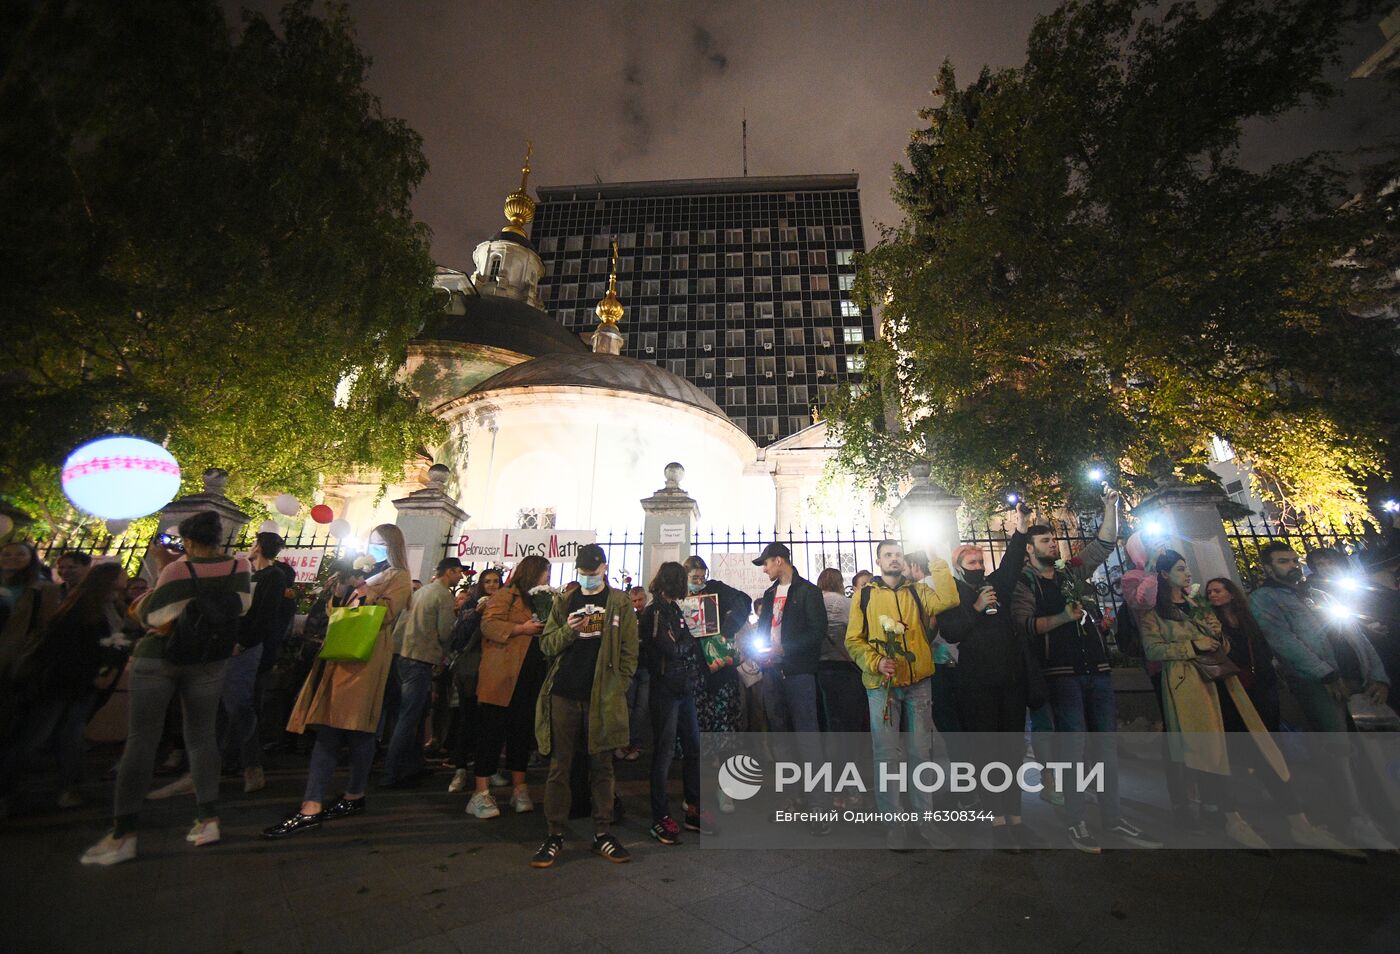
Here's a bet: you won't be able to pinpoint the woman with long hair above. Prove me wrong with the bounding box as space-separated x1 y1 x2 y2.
265 524 413 838
640 561 705 844
1204 577 1282 731
1139 551 1351 852
466 555 550 819
1 562 125 813
447 567 503 793
82 511 252 865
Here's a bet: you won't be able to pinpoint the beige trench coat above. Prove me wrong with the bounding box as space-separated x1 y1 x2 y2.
1140 604 1289 780
476 587 539 708
287 567 412 735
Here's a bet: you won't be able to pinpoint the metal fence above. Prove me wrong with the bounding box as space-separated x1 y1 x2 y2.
1224 516 1387 588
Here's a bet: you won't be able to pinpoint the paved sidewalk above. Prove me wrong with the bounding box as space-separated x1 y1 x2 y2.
2 750 1398 953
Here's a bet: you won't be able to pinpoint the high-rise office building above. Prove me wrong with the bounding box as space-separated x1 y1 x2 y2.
531 174 876 446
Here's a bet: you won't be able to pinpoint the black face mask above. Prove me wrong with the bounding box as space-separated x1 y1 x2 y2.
961 569 985 589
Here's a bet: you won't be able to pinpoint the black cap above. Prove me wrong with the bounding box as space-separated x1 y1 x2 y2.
576 543 607 571
436 557 464 574
752 542 792 566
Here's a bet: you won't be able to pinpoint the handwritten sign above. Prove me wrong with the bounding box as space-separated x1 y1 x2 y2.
455 530 598 564
278 548 325 583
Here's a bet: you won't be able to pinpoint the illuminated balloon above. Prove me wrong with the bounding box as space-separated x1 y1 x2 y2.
274 493 300 517
61 436 181 520
328 518 351 539
0 514 13 536
258 519 279 534
105 518 131 536
310 504 334 525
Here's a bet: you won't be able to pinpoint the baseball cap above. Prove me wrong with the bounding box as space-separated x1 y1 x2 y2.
752 542 792 566
436 557 464 574
576 544 607 571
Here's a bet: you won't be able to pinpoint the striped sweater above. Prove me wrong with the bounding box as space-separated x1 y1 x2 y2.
131 555 253 659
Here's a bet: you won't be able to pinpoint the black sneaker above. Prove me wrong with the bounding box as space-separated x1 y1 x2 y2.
591 832 631 863
992 824 1022 853
684 807 718 834
1067 821 1102 854
530 834 564 869
1106 819 1162 849
1009 822 1048 850
650 816 682 845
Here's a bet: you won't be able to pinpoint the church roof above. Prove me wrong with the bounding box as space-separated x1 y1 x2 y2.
469 352 727 419
416 292 584 358
489 229 535 250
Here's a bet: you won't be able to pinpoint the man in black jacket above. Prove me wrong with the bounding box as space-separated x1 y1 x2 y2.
754 542 831 831
937 504 1046 850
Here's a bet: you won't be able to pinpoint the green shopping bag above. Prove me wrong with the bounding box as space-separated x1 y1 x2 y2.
319 605 388 662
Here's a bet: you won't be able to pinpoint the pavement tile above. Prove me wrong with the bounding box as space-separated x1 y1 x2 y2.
605 908 748 954
749 911 879 954
684 884 816 943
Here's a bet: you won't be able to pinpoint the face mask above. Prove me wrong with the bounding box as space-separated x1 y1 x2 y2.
578 572 604 590
367 543 388 562
962 569 985 589
687 581 704 594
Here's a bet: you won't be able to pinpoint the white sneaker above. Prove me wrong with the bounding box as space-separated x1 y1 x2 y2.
147 774 194 800
243 766 266 794
1349 815 1398 852
56 790 83 810
186 819 221 846
1289 818 1365 858
159 749 185 772
510 786 534 814
489 772 509 788
447 769 469 793
716 788 735 815
81 833 136 866
466 790 500 819
1224 815 1269 850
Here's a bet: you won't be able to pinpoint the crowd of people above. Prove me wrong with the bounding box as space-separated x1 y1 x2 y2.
1 487 1397 867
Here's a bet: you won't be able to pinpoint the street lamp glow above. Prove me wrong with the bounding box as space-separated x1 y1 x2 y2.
1088 467 1105 482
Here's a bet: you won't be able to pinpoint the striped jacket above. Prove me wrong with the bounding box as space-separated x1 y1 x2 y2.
132 555 252 659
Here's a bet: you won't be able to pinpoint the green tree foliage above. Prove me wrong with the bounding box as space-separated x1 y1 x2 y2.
0 0 443 529
828 0 1399 524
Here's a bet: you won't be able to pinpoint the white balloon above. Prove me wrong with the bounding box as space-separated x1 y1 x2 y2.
105 518 131 536
0 514 13 536
328 518 352 539
61 436 181 519
274 493 300 517
258 519 280 534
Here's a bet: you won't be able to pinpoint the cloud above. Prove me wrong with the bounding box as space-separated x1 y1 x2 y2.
693 24 728 71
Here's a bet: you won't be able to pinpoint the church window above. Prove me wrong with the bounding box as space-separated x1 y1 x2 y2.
517 507 556 530
489 256 503 279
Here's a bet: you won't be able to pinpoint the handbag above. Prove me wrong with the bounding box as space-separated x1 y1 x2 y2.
318 605 388 663
1187 616 1240 682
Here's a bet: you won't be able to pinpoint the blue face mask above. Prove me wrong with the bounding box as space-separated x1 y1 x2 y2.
687 581 704 595
367 543 388 562
577 572 604 590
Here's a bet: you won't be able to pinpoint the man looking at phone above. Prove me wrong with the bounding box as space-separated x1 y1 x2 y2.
532 544 638 867
1011 490 1159 853
938 504 1046 849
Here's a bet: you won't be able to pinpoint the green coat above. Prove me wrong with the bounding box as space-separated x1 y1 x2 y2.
534 588 639 756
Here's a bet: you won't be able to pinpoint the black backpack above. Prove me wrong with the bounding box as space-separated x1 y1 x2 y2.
164 562 243 665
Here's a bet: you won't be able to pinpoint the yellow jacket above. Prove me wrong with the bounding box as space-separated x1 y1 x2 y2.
845 564 959 689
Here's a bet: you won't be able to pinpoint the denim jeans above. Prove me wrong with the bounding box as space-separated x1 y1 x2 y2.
305 725 376 804
818 664 867 733
649 681 701 821
115 657 227 827
0 693 94 796
866 677 935 817
761 670 828 808
382 657 435 783
626 666 651 749
1046 672 1121 826
218 643 263 771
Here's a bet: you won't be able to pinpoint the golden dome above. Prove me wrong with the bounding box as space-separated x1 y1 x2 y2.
594 240 624 325
502 141 536 236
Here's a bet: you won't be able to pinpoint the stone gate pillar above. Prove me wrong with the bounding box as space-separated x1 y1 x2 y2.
392 463 469 582
157 467 251 541
640 462 699 585
1133 481 1242 586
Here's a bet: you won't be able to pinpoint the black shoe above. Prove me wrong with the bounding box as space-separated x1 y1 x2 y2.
1067 821 1102 855
262 811 323 839
993 825 1022 853
591 832 630 863
322 796 366 820
1009 822 1048 850
1106 819 1162 849
530 834 564 869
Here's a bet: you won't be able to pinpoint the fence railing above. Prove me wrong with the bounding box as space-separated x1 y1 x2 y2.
1224 517 1387 588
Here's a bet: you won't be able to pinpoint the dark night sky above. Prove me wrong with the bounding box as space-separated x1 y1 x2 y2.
231 1 1400 270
